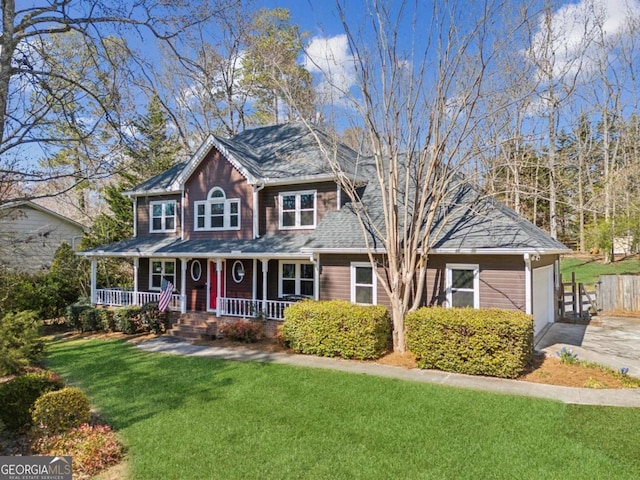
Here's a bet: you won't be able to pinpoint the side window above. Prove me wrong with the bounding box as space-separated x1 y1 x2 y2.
351 262 377 304
446 264 479 308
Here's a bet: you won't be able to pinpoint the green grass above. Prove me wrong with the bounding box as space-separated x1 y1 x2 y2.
560 255 640 284
46 339 640 480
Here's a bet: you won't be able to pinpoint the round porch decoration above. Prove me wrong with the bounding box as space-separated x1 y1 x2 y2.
191 260 202 281
232 260 245 283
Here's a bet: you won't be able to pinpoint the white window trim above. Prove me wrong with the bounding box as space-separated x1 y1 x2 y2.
149 259 176 291
350 262 377 305
149 200 177 233
445 263 480 308
278 260 315 298
278 190 317 230
194 187 241 231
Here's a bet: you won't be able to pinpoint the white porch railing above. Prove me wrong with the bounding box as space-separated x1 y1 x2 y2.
219 297 295 321
95 288 181 311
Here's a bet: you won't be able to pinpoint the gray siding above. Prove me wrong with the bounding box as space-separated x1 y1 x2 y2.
0 206 85 271
319 253 527 312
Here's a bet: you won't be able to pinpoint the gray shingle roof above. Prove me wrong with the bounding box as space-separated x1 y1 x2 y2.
128 122 363 195
304 178 569 253
81 233 313 257
127 162 186 194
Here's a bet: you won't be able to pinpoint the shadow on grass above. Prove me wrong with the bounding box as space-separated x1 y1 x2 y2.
45 338 238 431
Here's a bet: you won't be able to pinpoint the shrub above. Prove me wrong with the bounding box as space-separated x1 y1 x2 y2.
0 370 64 433
405 307 533 379
281 300 391 360
219 319 263 342
31 424 124 478
65 301 93 331
140 302 170 334
78 307 106 332
32 387 91 435
101 309 116 332
0 311 45 375
113 305 142 334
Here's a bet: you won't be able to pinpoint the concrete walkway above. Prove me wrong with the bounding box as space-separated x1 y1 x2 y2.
136 332 640 408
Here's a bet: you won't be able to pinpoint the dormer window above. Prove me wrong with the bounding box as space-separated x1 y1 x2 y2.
279 190 316 230
150 200 176 233
195 187 240 231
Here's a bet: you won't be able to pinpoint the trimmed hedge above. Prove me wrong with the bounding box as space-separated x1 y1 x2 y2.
113 306 142 334
281 300 390 360
140 302 170 334
405 307 533 378
65 302 93 331
0 371 65 433
32 387 91 435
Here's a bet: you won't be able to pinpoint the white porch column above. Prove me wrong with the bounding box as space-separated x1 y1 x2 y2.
252 258 258 301
524 253 532 315
90 258 97 305
261 259 269 312
313 254 320 300
216 259 223 316
133 258 139 306
180 258 189 314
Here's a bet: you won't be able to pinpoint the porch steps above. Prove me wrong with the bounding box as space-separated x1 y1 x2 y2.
170 313 217 341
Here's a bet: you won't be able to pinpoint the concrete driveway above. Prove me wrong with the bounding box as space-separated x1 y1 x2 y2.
536 315 640 377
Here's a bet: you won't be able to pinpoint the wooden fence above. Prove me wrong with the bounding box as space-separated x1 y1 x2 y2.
559 272 597 319
598 275 640 312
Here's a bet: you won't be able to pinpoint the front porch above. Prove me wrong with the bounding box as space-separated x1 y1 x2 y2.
94 288 296 321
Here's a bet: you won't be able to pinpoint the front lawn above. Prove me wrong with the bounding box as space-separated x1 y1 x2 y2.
46 339 640 479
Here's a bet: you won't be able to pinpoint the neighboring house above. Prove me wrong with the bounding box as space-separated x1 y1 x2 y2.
0 201 87 271
80 122 570 337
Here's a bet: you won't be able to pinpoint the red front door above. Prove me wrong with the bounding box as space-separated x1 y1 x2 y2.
209 261 226 310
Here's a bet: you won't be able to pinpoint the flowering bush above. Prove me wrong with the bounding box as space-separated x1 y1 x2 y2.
557 347 579 365
31 423 124 478
219 319 263 343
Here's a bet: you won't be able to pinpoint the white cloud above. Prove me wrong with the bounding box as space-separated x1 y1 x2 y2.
529 0 640 82
304 34 357 107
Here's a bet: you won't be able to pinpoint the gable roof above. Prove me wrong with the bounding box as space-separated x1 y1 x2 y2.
126 122 365 196
1 201 87 231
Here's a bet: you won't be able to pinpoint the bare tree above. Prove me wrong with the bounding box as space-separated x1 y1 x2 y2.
0 0 222 204
290 0 525 352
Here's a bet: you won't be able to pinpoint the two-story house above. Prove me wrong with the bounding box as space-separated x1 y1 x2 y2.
82 122 569 338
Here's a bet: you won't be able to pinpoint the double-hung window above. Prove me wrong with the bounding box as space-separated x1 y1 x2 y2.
351 262 377 304
150 259 176 290
446 264 480 308
279 261 315 298
150 201 176 232
194 187 240 231
279 191 316 229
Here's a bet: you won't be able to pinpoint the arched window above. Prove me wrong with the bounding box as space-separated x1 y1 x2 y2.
194 187 240 230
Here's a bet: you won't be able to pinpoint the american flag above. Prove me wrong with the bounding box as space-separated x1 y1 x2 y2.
158 277 174 312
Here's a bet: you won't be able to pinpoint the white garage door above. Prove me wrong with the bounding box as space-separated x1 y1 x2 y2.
532 265 554 335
